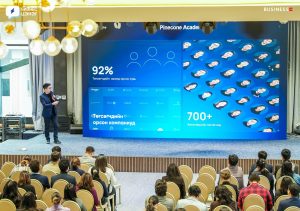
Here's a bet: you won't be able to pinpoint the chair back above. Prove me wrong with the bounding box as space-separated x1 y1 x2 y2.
52 179 69 198
10 171 21 182
181 172 189 192
80 164 90 173
184 204 201 211
178 165 193 185
284 206 300 211
246 205 265 211
77 189 94 211
36 200 48 210
62 200 81 211
199 165 217 181
213 205 233 211
156 203 168 211
0 199 16 211
68 171 81 184
0 170 6 184
224 184 237 201
274 195 290 211
0 178 11 193
99 171 109 187
93 180 104 202
166 181 180 202
193 182 209 202
276 176 295 190
197 173 215 194
107 163 115 172
41 170 57 184
18 187 27 196
1 162 16 177
259 175 271 190
276 168 282 180
31 179 44 199
243 194 265 211
42 188 60 207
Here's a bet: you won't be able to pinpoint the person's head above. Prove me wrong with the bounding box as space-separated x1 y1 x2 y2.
146 195 159 211
52 146 61 153
155 179 167 197
188 185 201 198
280 177 293 194
166 163 181 178
85 146 95 156
21 192 37 209
51 192 62 205
258 151 268 160
282 161 294 177
51 151 60 163
256 159 266 171
215 186 233 205
2 180 19 198
288 183 300 197
78 173 94 191
71 157 81 170
281 149 291 161
95 156 108 173
29 159 40 173
249 173 260 183
220 169 231 181
64 183 77 201
228 154 239 166
20 155 31 166
43 83 52 94
58 159 70 173
18 171 31 186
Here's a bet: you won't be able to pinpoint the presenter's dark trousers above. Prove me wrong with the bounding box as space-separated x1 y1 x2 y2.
44 115 58 141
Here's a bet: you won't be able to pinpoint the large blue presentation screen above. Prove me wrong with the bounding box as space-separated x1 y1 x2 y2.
82 22 287 139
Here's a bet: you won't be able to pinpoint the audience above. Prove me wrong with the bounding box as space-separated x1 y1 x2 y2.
249 151 273 175
77 173 99 211
0 180 22 208
90 167 109 205
278 183 300 211
42 151 61 174
70 157 85 176
11 155 32 175
162 163 186 199
145 195 159 211
275 177 294 201
63 183 87 211
51 159 76 187
210 186 237 211
155 179 174 211
218 169 239 199
176 185 207 211
238 173 273 211
46 192 70 211
19 192 40 211
18 171 36 196
79 146 96 167
29 159 50 189
281 161 300 185
223 154 244 189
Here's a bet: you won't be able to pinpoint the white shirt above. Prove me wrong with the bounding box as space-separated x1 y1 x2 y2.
104 167 118 186
176 197 208 211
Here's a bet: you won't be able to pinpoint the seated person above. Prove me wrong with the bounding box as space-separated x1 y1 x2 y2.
63 183 87 211
145 195 159 211
0 180 22 208
19 192 40 211
42 151 61 174
176 185 207 211
90 167 109 205
249 151 273 175
275 177 293 201
51 159 76 187
29 159 50 190
18 171 36 196
70 157 85 176
222 154 244 189
218 169 239 199
278 184 300 211
155 179 174 211
46 192 70 211
11 155 32 175
79 146 96 167
280 161 300 185
275 149 298 177
210 186 237 211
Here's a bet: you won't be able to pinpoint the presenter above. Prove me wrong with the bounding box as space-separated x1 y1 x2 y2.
40 83 61 144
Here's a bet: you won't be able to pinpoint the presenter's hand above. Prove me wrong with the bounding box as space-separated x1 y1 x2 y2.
52 101 59 106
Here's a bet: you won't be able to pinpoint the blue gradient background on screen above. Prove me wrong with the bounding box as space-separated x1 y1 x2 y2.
82 22 287 139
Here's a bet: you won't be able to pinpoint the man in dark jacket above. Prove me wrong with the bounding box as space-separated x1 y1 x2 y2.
278 184 300 211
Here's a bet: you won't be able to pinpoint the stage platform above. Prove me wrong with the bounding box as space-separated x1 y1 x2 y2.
0 133 300 173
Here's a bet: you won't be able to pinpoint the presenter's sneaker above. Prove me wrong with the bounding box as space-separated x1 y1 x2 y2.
46 139 50 144
54 140 61 144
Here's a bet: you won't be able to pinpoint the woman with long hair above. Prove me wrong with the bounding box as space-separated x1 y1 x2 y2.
90 167 109 205
0 180 22 208
145 195 159 211
210 186 237 211
162 163 186 199
64 183 87 211
77 173 99 211
20 192 39 211
281 161 300 185
275 177 293 201
18 171 36 196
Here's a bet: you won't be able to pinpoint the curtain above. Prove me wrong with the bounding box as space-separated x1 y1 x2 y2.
30 30 54 130
287 21 300 133
67 37 82 124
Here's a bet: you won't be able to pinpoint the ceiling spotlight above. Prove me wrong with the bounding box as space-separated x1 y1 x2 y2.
67 21 82 37
3 22 16 35
61 35 78 54
0 41 9 59
40 0 56 13
199 22 216 34
29 38 45 56
81 19 98 37
144 22 159 34
44 36 61 56
23 20 41 39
